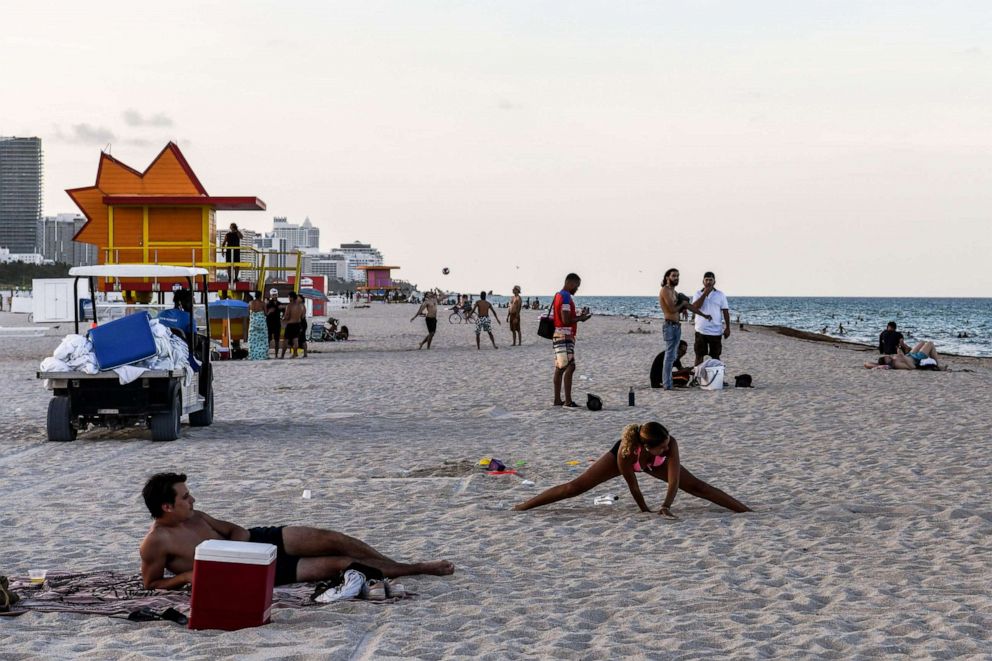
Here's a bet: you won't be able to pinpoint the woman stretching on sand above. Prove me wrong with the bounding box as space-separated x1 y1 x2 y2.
513 422 751 518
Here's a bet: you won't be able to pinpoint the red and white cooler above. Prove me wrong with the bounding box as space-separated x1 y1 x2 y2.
189 540 277 631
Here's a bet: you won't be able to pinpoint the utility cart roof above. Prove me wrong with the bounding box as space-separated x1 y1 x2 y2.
68 265 210 278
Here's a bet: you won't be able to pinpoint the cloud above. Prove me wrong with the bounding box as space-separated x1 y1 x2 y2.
122 137 154 147
54 123 117 145
122 109 174 127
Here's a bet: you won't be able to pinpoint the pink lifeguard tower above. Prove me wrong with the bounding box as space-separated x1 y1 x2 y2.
356 265 400 301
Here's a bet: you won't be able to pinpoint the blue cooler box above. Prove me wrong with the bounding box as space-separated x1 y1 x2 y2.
89 312 158 370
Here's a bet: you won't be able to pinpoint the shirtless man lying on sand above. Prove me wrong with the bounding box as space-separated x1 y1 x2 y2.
139 472 455 589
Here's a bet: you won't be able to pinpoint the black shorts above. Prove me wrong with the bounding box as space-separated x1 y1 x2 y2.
694 332 723 360
426 317 437 333
247 526 300 586
267 323 280 343
284 322 302 341
225 248 240 263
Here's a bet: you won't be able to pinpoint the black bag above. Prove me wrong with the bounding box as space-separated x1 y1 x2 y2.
586 393 603 411
734 374 753 388
537 293 558 340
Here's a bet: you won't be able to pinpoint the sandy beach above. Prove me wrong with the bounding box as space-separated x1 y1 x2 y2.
2 304 991 659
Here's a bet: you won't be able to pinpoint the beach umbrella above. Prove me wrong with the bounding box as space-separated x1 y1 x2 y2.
207 299 249 319
297 288 328 301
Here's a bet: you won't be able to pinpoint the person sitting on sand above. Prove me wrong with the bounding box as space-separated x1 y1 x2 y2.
513 422 751 518
139 473 455 590
878 321 910 355
865 340 941 370
649 340 692 388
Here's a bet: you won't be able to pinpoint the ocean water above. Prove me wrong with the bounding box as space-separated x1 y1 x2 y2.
492 295 992 358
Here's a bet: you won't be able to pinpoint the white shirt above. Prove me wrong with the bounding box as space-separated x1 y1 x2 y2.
692 288 729 336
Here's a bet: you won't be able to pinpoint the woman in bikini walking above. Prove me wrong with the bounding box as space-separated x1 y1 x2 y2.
513 422 751 518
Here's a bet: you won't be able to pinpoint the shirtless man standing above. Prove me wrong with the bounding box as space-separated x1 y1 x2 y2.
411 289 441 349
280 292 305 359
659 268 710 390
139 472 455 589
471 291 501 350
507 286 523 346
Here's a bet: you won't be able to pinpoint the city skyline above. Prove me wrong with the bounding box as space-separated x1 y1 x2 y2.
3 1 990 296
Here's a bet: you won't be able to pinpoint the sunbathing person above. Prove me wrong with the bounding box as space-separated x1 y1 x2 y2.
864 340 941 370
139 473 455 589
513 422 751 518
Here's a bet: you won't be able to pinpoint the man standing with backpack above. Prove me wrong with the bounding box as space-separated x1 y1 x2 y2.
551 273 592 407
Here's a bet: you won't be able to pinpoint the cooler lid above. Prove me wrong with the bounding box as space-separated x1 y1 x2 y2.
194 540 277 565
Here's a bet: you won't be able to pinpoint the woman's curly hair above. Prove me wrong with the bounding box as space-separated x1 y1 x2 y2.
618 422 669 459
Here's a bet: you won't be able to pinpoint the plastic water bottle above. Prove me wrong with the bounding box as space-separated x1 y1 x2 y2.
628 387 635 406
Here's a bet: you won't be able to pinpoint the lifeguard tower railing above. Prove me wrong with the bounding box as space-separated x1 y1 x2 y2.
99 244 303 292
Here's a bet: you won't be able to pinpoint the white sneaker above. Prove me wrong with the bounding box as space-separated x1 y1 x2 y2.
314 569 365 603
361 579 386 601
383 579 406 599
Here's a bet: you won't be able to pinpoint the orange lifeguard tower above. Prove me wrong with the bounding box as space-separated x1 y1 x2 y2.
356 265 401 301
67 142 267 293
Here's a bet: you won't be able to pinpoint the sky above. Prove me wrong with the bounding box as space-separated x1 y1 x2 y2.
2 0 990 296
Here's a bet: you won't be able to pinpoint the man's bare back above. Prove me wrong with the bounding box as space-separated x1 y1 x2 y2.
282 301 304 325
475 299 495 317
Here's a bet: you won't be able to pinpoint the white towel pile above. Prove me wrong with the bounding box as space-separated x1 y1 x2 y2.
41 319 193 385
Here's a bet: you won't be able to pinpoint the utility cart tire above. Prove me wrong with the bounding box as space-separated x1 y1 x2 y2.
46 396 76 442
189 382 213 427
151 388 182 442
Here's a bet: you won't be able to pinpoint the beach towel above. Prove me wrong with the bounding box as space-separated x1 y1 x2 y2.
7 571 318 618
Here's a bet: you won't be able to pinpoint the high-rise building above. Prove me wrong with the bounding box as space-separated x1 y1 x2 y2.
306 253 350 281
37 213 97 266
271 216 319 251
253 234 290 280
330 240 384 282
0 137 43 253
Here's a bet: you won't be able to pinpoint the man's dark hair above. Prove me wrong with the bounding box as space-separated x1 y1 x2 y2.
172 289 192 312
887 321 897 330
679 340 688 349
289 292 297 300
565 273 581 283
143 472 187 518
703 271 715 279
662 268 678 286
480 291 487 300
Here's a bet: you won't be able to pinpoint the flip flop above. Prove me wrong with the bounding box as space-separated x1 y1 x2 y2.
160 607 188 625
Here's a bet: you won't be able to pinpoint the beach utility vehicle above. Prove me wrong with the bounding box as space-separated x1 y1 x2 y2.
38 265 214 442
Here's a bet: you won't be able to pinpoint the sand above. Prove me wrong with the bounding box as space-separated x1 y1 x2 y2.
1 305 991 659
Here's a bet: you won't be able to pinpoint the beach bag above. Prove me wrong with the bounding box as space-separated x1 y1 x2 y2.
699 366 725 390
586 393 603 411
537 293 558 340
734 374 753 388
